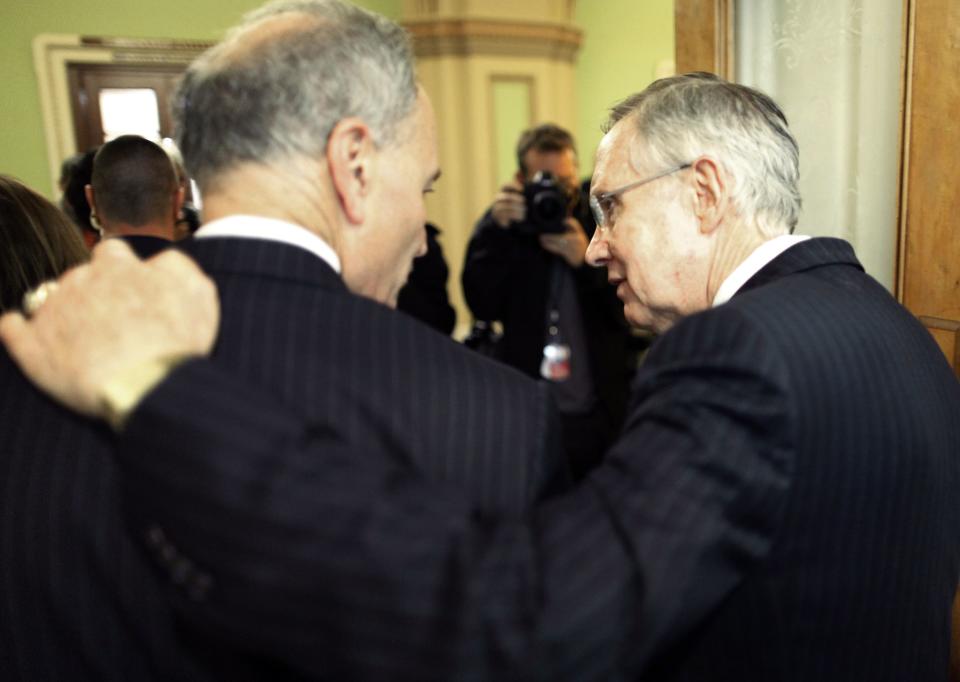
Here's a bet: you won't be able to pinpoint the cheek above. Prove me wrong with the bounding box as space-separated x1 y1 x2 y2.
623 269 650 305
405 210 426 258
405 186 428 253
612 235 647 286
393 210 425 278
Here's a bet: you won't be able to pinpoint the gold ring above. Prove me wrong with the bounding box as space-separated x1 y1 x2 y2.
22 280 59 318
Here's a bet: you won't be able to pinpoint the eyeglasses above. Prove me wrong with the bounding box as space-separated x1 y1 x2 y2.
589 163 691 228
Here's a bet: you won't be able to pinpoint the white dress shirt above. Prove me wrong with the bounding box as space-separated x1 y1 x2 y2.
195 215 341 274
712 234 811 307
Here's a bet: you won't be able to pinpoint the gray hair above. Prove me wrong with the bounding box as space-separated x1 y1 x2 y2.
607 72 802 236
174 0 417 191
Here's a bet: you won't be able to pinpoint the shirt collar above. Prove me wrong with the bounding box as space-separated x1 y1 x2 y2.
194 215 341 274
712 234 811 307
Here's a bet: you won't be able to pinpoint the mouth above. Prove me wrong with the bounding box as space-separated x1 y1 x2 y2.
605 273 633 302
607 274 625 296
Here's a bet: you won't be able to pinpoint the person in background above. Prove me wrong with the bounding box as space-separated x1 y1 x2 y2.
61 149 100 250
161 139 203 240
463 124 633 479
0 174 88 312
57 153 83 201
396 222 456 335
85 135 184 258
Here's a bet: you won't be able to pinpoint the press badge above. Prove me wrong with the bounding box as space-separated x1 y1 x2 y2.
540 341 571 381
540 308 571 381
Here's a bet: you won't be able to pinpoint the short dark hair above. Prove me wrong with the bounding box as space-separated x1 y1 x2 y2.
62 149 96 232
0 175 89 313
58 153 84 192
91 135 178 227
515 124 577 176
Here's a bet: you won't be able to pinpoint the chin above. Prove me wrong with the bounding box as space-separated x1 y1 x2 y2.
623 307 652 332
628 320 656 334
628 311 672 337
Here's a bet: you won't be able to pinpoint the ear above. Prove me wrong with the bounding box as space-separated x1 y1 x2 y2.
327 117 376 225
514 169 526 185
691 156 728 235
84 184 97 215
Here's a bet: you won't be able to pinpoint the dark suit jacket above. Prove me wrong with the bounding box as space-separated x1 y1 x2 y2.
114 237 960 680
0 354 212 681
0 234 563 680
181 236 563 514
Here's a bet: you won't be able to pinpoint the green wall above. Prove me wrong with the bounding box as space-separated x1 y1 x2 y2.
0 0 671 197
0 0 400 197
575 0 675 175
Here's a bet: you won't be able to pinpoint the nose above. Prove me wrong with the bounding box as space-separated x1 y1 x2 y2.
585 228 610 267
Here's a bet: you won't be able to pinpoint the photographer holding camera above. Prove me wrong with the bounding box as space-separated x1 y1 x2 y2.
463 124 633 479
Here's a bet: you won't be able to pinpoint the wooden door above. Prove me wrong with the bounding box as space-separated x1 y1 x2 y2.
898 0 960 378
67 63 186 152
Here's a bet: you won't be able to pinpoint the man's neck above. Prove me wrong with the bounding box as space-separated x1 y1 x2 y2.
704 220 774 304
102 222 174 241
200 164 342 256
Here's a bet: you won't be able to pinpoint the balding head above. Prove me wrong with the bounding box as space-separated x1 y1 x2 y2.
173 0 417 194
88 135 181 238
169 0 438 309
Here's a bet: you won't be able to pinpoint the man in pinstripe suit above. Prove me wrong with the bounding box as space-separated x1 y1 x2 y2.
0 2 565 679
155 0 564 516
5 35 960 682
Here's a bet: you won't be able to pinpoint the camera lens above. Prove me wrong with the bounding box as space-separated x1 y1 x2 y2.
532 190 565 223
524 171 567 234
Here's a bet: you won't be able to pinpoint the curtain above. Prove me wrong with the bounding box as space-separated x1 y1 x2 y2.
735 0 903 289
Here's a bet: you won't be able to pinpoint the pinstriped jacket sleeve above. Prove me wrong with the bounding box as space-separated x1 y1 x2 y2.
115 308 794 680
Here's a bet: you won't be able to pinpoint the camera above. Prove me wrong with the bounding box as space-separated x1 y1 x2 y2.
520 171 570 235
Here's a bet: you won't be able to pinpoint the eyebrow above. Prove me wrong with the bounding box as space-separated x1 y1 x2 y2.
426 169 442 187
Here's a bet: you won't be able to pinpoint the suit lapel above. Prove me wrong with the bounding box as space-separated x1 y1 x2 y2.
735 237 863 297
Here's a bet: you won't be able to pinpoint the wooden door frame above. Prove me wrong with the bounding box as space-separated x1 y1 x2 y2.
674 0 734 79
32 34 211 195
894 0 915 302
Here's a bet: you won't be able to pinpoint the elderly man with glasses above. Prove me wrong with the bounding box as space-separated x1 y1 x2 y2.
4 71 960 682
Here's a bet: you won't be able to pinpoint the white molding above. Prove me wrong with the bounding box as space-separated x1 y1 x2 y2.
33 34 101 193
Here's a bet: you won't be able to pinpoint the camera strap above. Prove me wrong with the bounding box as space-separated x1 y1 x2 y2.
540 261 571 382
